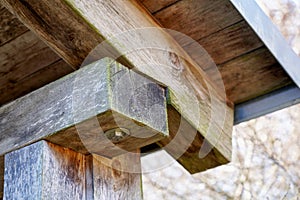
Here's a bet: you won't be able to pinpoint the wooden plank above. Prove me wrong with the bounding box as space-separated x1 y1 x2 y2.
215 47 292 103
153 0 242 45
0 0 118 67
139 0 179 13
0 6 28 45
4 140 86 199
0 31 62 90
186 20 264 66
0 58 167 157
230 0 300 87
1 0 234 172
0 59 74 106
91 151 142 200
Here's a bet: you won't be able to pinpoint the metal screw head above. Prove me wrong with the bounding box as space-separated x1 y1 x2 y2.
104 128 130 143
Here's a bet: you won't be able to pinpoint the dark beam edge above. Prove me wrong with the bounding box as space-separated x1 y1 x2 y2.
234 84 300 124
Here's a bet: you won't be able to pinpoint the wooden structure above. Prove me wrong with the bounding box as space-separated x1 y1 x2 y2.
0 0 299 199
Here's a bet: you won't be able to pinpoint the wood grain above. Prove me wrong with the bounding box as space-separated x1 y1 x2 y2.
4 140 86 199
157 105 230 173
153 0 242 44
186 20 264 65
1 0 234 172
0 59 74 106
217 47 292 103
0 31 62 90
91 151 142 200
139 0 179 13
0 6 28 45
0 58 167 157
0 0 123 67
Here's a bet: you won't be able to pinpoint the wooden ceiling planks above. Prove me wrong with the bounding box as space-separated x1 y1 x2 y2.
140 0 292 103
0 0 292 106
0 5 28 45
0 5 74 106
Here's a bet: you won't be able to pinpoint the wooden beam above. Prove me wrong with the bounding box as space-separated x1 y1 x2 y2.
0 58 167 157
230 0 300 87
157 105 229 174
0 6 28 45
3 140 142 199
1 0 234 172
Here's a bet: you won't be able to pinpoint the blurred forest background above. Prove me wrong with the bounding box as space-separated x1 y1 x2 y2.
141 0 300 199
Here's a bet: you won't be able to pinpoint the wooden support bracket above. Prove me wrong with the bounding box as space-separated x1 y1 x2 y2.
1 0 234 173
0 58 168 158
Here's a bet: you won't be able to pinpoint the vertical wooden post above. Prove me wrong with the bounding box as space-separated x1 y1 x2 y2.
4 140 87 199
3 141 143 199
91 152 142 200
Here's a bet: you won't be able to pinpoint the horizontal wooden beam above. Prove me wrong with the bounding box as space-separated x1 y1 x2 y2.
1 0 233 172
0 58 167 157
230 0 300 87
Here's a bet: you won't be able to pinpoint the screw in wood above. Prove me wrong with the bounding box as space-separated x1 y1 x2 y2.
104 128 130 143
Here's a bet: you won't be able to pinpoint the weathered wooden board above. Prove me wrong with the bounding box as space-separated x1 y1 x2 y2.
0 31 62 91
0 6 28 45
0 59 74 105
191 20 263 65
153 0 242 45
4 141 86 199
139 0 178 13
216 47 292 103
91 151 142 200
1 0 234 172
0 58 167 157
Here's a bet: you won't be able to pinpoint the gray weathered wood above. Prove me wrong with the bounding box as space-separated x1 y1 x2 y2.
4 140 86 199
4 141 142 199
0 57 167 157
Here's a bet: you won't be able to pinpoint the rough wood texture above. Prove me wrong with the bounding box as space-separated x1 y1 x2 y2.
139 0 179 13
0 59 74 105
0 6 28 45
157 105 230 173
217 47 292 103
0 31 66 105
193 20 264 65
153 0 242 44
91 151 142 200
1 0 234 172
4 140 86 199
0 58 167 157
0 0 121 67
